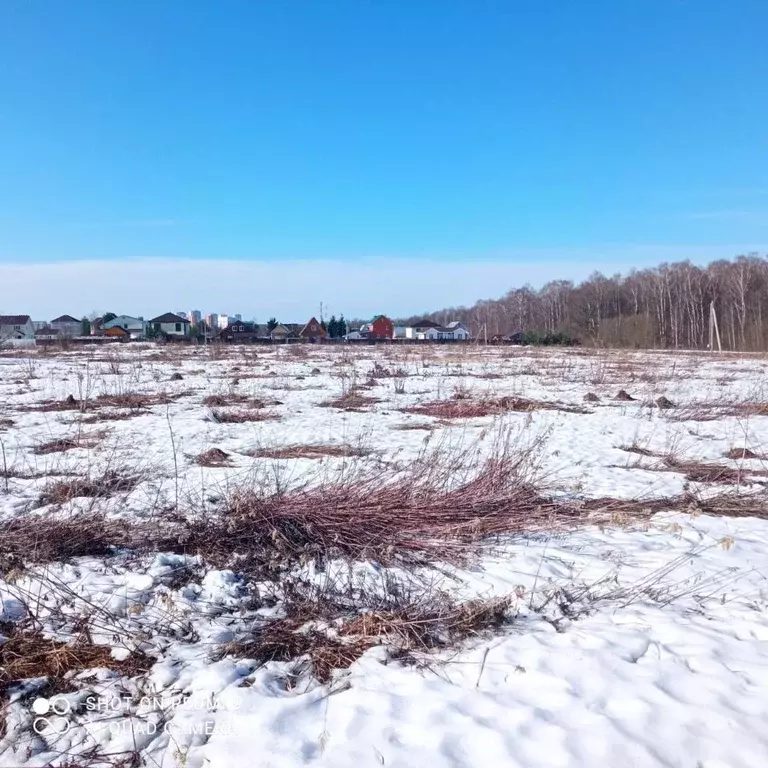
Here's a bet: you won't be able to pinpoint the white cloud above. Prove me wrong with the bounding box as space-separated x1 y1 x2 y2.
1 246 765 320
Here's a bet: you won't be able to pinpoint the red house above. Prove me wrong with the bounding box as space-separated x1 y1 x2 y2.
367 315 394 340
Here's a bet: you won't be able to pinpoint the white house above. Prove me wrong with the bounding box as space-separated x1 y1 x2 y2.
104 315 147 339
0 315 35 340
50 314 82 337
149 312 190 338
445 321 470 340
402 320 471 340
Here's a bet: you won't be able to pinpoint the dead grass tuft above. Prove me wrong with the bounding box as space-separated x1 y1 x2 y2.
614 390 636 401
0 513 130 565
203 393 266 408
0 627 149 699
39 470 140 506
249 444 370 460
321 391 380 411
33 432 106 455
195 448 234 467
724 447 763 460
402 396 587 420
209 408 278 424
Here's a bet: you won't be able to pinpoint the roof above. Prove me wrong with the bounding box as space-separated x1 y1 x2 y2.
50 314 80 324
411 319 441 328
0 315 31 325
446 321 467 329
149 313 190 324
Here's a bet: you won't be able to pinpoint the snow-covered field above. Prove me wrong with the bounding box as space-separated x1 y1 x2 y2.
1 343 768 767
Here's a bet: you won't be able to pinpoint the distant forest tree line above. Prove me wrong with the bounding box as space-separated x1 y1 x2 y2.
402 254 768 351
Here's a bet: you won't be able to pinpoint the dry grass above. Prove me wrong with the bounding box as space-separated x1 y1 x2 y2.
209 408 278 424
0 513 130 566
24 391 180 413
215 590 510 682
203 393 266 408
663 457 764 485
321 391 379 411
724 447 764 460
620 443 657 457
249 444 370 460
195 447 234 467
402 396 588 420
0 627 149 699
39 470 140 506
33 432 106 455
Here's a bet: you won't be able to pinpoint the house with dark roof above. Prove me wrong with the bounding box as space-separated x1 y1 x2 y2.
50 314 82 337
149 312 191 338
0 315 34 340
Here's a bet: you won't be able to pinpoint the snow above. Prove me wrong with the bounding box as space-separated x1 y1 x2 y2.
1 344 768 766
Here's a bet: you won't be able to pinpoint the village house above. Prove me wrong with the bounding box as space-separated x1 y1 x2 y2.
49 314 82 337
221 321 260 343
34 325 60 342
298 316 327 342
0 315 35 340
269 323 291 341
103 326 130 340
103 315 147 340
360 315 395 340
149 312 191 338
397 319 471 341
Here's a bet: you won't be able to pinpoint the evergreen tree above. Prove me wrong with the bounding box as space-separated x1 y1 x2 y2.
267 317 278 333
103 312 117 324
81 316 91 336
338 315 347 337
328 315 338 338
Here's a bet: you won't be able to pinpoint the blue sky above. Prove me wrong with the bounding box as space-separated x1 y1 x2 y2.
1 1 767 317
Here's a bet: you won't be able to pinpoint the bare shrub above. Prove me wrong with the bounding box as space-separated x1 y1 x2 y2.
614 390 636 401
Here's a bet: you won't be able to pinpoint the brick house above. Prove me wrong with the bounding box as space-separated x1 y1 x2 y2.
298 316 327 341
